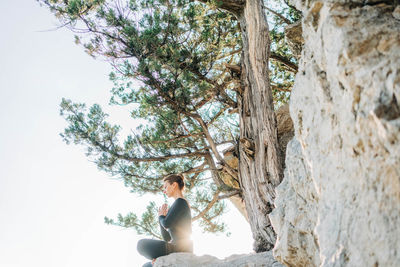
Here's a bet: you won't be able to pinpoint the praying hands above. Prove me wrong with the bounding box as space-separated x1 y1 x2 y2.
158 203 168 216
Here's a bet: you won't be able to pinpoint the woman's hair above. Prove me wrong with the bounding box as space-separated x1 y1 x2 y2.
163 174 185 190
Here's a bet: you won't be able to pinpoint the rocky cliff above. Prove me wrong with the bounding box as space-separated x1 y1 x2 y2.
271 1 400 266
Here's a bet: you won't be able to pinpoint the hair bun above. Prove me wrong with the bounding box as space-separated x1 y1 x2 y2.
163 174 185 190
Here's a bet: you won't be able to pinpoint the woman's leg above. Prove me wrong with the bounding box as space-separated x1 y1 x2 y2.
167 239 193 253
137 239 168 260
142 262 153 267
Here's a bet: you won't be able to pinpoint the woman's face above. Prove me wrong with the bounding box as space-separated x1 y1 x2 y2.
162 181 176 197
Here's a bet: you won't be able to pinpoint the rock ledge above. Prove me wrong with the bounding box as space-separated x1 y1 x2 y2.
153 251 283 267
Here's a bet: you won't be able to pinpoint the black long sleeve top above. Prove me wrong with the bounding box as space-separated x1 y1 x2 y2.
159 198 192 244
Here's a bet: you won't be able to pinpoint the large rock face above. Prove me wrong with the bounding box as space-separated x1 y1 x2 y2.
153 252 284 267
270 138 319 267
271 1 400 267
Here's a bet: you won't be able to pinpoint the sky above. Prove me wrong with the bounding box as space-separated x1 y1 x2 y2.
0 1 253 267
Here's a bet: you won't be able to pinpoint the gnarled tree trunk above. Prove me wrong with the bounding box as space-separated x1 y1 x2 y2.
237 0 283 252
205 0 284 252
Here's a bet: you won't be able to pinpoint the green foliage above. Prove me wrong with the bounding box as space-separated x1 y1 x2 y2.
265 0 301 106
105 201 162 238
40 0 300 238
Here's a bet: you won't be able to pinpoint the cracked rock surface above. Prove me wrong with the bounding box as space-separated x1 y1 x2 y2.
271 1 400 266
153 251 283 267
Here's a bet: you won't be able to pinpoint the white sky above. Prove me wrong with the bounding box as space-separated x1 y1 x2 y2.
0 1 253 266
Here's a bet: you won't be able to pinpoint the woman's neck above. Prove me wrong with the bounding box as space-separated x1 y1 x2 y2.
172 191 184 200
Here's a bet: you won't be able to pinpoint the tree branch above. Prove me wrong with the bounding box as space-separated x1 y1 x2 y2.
265 6 292 25
270 52 298 73
76 125 209 163
207 106 229 126
181 162 207 175
194 116 238 180
181 62 237 109
224 63 241 75
120 150 209 162
197 0 245 14
192 189 221 221
218 190 241 200
216 48 241 60
149 132 204 144
271 84 291 92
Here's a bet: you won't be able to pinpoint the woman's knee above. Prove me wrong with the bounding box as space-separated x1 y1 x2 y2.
137 239 148 256
142 262 153 267
137 238 168 260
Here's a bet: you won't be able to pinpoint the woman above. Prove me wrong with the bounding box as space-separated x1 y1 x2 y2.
137 174 193 267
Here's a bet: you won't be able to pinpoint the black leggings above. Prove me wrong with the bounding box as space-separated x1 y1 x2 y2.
137 238 193 267
137 239 168 267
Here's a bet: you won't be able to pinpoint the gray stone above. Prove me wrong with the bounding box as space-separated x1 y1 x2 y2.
272 1 400 267
153 251 284 267
285 21 304 58
393 6 400 20
270 138 320 267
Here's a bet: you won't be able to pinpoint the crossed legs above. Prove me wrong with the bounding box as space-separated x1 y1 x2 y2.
137 239 168 267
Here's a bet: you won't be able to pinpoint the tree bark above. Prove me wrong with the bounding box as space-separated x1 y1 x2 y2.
236 0 283 252
198 0 284 252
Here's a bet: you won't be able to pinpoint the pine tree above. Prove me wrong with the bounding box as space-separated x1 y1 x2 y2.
39 0 300 251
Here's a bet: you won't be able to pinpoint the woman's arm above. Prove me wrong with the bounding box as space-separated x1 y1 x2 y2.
158 203 171 241
159 220 171 242
159 198 188 229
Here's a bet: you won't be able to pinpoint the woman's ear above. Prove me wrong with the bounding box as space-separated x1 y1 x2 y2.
173 181 178 191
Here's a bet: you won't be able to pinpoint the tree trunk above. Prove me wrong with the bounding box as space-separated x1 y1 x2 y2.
199 0 284 252
237 0 283 252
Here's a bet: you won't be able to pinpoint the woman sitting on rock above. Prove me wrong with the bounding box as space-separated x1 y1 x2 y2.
137 174 193 267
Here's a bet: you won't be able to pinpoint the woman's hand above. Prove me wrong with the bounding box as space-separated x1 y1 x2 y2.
158 203 168 216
